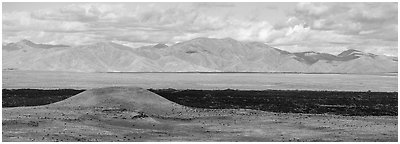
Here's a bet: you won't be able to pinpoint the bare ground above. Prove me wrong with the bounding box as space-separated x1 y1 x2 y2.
3 71 398 91
2 87 397 142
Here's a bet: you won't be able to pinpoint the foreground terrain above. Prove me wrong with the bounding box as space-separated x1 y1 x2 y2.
2 87 397 142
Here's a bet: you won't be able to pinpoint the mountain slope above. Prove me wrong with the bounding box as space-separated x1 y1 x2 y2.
2 40 213 72
155 38 310 72
3 39 69 51
2 38 397 73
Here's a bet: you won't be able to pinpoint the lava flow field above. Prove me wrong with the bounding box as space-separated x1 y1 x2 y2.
149 89 398 116
3 88 397 116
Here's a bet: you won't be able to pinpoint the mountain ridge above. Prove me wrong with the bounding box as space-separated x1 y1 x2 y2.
2 38 397 73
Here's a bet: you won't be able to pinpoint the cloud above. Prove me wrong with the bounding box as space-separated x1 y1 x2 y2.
293 2 397 41
270 2 397 56
2 2 397 56
3 11 88 32
30 4 126 22
270 24 352 54
3 3 280 46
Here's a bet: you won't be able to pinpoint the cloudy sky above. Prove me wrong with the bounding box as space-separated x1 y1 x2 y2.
2 2 398 56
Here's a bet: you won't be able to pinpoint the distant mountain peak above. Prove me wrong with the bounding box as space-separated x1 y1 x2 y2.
338 49 363 57
3 38 397 73
17 39 35 46
347 49 361 52
153 43 168 48
335 49 381 62
86 41 135 51
303 51 320 56
303 51 318 53
20 39 32 43
11 39 70 49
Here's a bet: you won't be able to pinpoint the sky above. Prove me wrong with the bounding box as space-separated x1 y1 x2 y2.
2 2 398 56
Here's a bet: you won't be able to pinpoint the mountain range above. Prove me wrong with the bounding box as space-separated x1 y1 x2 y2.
2 37 398 73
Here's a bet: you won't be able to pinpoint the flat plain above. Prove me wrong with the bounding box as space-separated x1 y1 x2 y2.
2 71 398 142
2 71 398 91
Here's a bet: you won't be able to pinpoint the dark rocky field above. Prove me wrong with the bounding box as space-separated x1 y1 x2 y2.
2 89 85 107
3 89 397 116
149 89 398 116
